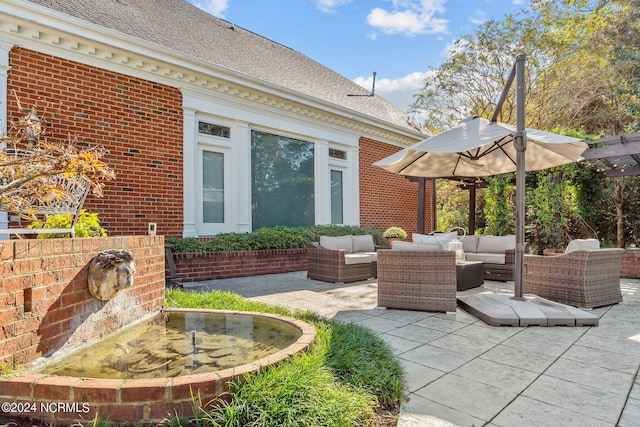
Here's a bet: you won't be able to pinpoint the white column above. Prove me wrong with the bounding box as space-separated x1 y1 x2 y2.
235 121 252 232
347 145 360 226
182 107 198 237
0 41 14 240
314 140 330 224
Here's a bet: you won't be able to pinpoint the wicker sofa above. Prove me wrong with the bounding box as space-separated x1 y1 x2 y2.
523 240 624 309
412 233 517 281
306 235 378 283
377 246 457 312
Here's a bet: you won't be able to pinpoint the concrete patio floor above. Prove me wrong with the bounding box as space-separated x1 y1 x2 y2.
184 272 640 427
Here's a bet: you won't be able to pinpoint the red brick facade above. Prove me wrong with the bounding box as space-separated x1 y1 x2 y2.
359 137 436 235
6 48 434 238
7 48 184 236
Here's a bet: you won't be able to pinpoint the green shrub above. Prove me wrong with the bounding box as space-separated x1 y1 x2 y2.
382 227 407 239
166 225 385 253
27 209 107 238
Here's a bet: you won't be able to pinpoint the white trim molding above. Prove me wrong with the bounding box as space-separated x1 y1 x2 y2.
0 40 13 239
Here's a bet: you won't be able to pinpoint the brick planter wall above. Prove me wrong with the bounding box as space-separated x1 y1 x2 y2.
170 248 308 282
622 248 640 279
0 236 165 368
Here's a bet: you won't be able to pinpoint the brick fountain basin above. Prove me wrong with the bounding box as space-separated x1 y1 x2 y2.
0 308 316 425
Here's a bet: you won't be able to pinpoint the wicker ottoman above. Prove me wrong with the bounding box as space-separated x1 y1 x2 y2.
456 261 484 291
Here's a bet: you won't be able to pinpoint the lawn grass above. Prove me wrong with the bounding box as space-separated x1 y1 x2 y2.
164 288 405 426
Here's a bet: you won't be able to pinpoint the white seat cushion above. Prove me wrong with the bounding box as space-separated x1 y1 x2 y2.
351 234 375 253
466 252 506 264
476 235 515 253
461 235 479 253
565 238 600 253
344 253 373 265
362 251 377 262
320 235 353 253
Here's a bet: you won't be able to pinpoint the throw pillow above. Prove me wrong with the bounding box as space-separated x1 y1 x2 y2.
351 235 375 252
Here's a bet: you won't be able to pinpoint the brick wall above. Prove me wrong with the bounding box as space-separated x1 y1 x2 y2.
622 249 640 279
359 137 435 235
0 236 165 368
7 48 184 236
170 248 308 282
7 48 434 238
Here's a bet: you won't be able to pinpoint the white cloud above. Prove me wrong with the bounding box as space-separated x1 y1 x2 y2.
469 10 487 25
189 0 229 17
366 0 449 36
354 71 432 112
312 0 353 13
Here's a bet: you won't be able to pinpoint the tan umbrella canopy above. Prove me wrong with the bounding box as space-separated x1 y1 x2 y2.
374 55 588 305
373 115 588 178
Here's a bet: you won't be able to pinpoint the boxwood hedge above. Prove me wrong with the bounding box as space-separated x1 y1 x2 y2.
166 225 385 253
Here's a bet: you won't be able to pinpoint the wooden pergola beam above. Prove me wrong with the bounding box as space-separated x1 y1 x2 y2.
582 139 640 160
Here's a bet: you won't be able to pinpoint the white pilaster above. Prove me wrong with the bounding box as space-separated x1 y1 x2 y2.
315 140 330 224
0 40 14 239
235 121 252 232
182 106 198 237
347 145 360 225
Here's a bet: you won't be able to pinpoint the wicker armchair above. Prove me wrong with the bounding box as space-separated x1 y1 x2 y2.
484 249 516 281
377 249 457 312
523 248 624 309
307 246 376 283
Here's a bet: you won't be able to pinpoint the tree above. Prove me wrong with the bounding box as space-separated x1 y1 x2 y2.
530 0 640 134
435 179 469 232
526 166 581 253
412 0 640 247
411 0 640 134
484 175 516 236
0 96 115 218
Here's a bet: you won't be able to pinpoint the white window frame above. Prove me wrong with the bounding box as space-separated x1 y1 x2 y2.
329 168 345 225
196 131 235 236
182 90 361 236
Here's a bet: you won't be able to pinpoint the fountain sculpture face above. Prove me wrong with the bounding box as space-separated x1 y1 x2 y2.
88 249 136 301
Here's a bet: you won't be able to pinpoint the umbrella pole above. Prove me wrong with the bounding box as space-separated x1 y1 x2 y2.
513 54 527 299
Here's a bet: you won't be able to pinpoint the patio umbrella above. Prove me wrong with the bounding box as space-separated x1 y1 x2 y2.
373 115 587 178
373 55 588 302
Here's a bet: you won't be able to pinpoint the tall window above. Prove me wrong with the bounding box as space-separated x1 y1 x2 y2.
202 151 224 223
330 170 343 224
251 131 314 229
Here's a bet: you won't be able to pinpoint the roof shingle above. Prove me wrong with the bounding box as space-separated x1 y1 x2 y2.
27 0 426 135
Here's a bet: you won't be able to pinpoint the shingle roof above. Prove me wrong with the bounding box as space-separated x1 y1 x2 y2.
27 0 426 136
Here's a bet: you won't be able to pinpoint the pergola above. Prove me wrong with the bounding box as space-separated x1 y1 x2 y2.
582 132 640 177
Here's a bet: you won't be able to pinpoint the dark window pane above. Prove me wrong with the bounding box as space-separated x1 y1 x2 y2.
331 170 343 224
251 131 315 229
202 151 224 223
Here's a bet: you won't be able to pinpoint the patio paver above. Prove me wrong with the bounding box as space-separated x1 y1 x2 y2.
185 272 640 427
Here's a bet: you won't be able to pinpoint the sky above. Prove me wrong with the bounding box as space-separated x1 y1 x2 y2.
186 0 532 113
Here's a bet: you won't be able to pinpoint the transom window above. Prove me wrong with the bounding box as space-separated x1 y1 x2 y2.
198 121 230 138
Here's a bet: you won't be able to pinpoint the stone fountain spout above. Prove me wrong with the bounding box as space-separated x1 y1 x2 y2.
88 249 136 301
